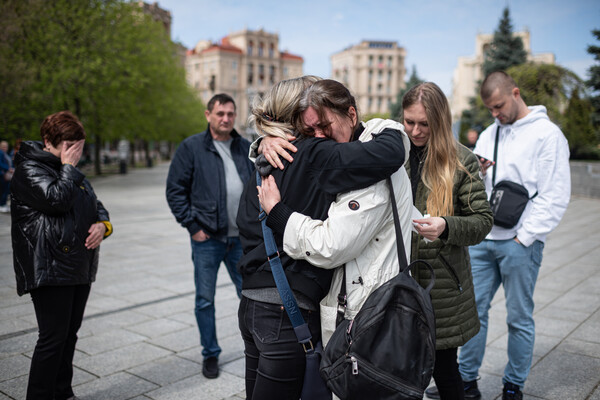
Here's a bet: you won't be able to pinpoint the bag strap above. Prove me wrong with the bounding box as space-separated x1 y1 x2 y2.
256 172 314 351
492 125 500 187
491 126 538 200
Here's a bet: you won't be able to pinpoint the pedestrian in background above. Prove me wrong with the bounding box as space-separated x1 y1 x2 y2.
400 83 493 400
458 71 571 400
11 111 112 400
166 94 253 379
0 140 13 213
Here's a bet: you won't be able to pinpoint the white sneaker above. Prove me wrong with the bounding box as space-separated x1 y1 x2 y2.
0 205 9 213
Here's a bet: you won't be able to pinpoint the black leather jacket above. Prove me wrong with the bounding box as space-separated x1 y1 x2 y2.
11 141 111 295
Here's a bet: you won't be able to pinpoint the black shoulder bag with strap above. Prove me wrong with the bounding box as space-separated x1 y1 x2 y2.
255 172 331 400
489 126 538 229
320 177 436 400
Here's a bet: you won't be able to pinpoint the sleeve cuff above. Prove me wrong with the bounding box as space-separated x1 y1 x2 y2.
266 202 294 234
99 221 113 238
439 217 450 240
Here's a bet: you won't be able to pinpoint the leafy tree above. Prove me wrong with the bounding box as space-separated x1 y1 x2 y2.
0 0 205 174
458 96 492 144
390 66 425 121
482 7 527 77
563 88 596 158
587 29 600 133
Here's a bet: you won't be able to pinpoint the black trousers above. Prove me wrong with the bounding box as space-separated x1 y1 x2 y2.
433 347 465 400
238 296 321 400
27 284 91 400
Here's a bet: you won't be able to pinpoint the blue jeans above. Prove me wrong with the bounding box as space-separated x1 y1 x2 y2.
191 236 243 359
459 239 544 388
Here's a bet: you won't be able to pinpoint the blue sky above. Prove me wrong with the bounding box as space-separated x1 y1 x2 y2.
156 0 599 95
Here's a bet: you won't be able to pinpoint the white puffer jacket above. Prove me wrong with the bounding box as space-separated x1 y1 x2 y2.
282 118 413 345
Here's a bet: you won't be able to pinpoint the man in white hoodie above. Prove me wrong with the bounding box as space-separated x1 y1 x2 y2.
457 71 571 400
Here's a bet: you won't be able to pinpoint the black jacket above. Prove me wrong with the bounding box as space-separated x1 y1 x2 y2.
166 126 253 240
11 141 111 296
236 128 406 307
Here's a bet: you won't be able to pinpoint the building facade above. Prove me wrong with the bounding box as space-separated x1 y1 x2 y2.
450 31 555 123
330 40 406 116
185 28 303 136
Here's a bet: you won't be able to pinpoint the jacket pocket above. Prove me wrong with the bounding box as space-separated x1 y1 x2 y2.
439 253 463 293
192 201 218 233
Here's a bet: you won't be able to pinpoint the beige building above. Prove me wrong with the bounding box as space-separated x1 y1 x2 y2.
185 28 303 136
450 31 555 123
331 40 407 116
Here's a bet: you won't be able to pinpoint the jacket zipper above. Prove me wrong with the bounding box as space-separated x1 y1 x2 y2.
439 253 463 293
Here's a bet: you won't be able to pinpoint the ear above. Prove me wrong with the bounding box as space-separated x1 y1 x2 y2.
512 87 520 99
348 106 357 126
204 109 210 119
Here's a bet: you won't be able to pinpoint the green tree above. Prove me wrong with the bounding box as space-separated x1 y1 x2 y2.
458 96 493 144
563 88 596 158
390 66 425 121
587 29 600 133
0 0 205 174
482 7 527 77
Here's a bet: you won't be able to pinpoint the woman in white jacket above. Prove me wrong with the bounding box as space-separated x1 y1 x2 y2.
258 79 413 346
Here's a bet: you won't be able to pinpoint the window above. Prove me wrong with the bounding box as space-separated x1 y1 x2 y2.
258 64 265 85
387 56 393 67
248 41 253 56
269 65 276 83
248 63 254 84
368 55 373 66
269 43 274 58
232 61 237 70
283 66 289 77
259 42 264 57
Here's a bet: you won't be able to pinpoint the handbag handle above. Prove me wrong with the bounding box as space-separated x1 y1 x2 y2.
256 172 314 350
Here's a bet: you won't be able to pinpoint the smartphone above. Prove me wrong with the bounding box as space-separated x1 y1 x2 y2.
475 154 495 166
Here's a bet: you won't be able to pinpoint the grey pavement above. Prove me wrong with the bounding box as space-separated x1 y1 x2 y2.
0 162 599 400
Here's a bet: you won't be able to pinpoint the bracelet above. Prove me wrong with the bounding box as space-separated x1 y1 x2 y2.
62 162 73 166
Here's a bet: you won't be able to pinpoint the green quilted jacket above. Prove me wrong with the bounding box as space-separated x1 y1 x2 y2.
408 144 493 350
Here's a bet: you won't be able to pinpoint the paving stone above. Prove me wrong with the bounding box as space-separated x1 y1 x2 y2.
535 304 590 324
74 342 172 377
127 355 202 385
221 357 245 379
0 375 27 400
78 310 151 336
77 329 148 355
0 354 29 381
558 338 600 359
0 331 37 358
127 318 190 339
144 371 244 400
148 327 199 353
73 371 158 400
533 315 580 338
526 350 600 399
568 310 600 344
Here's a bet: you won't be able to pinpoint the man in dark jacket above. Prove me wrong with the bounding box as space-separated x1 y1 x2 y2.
166 94 253 379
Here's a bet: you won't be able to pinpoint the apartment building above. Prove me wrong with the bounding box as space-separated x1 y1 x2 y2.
450 31 555 123
185 28 303 135
331 40 407 116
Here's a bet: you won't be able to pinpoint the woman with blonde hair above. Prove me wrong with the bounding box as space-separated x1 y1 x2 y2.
402 82 493 400
236 76 406 400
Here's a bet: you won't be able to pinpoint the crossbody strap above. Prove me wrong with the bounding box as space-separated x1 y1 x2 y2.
491 126 538 199
256 172 313 349
492 125 500 187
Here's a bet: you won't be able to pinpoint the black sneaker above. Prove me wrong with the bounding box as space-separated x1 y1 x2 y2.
424 380 481 399
502 382 522 400
202 356 219 379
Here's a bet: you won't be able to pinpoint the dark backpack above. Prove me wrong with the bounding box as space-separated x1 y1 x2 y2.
320 178 436 399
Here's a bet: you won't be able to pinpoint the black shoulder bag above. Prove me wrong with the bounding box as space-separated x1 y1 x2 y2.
320 177 436 400
489 126 538 229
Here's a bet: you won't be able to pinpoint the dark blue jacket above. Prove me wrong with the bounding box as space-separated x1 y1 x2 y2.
166 126 253 240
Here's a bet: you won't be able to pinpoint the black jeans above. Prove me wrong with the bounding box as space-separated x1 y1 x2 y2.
238 296 321 400
27 284 91 400
433 347 465 400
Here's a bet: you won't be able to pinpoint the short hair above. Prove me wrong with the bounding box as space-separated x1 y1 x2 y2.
207 93 236 112
249 75 321 139
40 111 86 147
293 79 359 134
480 71 518 101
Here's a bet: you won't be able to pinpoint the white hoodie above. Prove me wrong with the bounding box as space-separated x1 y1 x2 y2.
474 105 571 246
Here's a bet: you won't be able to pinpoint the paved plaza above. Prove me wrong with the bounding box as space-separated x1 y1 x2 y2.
0 162 599 400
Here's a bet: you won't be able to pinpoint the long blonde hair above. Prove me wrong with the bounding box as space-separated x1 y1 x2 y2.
402 82 467 217
249 75 321 139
